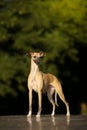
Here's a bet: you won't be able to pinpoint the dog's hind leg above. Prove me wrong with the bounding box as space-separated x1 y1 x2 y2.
47 87 55 116
58 92 70 116
55 82 70 116
55 91 59 106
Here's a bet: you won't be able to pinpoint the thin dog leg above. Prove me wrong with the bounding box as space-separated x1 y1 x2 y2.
57 90 70 116
47 90 55 116
27 89 32 117
55 91 58 106
53 81 70 116
36 90 42 117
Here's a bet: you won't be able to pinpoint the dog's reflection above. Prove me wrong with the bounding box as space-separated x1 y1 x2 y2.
27 117 41 130
27 116 70 130
66 115 70 125
51 116 70 126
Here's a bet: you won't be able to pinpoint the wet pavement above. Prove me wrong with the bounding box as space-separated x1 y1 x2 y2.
0 115 87 130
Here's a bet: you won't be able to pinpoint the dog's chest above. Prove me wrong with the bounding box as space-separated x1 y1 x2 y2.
29 74 39 92
32 79 38 92
28 68 43 92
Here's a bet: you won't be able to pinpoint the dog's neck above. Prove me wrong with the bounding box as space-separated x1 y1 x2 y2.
30 59 39 75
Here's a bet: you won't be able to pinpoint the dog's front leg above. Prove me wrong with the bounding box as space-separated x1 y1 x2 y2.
36 90 42 117
27 89 32 117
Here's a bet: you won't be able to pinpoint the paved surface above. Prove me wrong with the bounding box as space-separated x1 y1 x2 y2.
0 115 87 130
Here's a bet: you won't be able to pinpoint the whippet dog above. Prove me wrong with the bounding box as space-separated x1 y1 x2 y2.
27 51 70 117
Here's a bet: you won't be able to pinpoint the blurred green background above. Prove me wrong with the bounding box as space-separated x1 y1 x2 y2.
0 0 87 115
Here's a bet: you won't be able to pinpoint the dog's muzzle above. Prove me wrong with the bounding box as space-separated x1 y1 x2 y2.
33 58 40 64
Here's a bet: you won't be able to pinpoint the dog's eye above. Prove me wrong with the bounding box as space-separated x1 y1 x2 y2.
34 56 36 58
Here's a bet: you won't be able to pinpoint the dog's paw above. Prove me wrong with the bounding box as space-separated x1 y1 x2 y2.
66 111 70 117
27 115 31 118
36 114 40 118
51 112 55 117
27 111 32 117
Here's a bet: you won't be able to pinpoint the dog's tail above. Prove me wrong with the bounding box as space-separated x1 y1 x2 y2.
55 91 59 106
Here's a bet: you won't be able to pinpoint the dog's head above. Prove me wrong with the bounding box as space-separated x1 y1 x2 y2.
26 51 45 64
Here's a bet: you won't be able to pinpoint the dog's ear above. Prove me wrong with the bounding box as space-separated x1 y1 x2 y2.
26 51 33 56
29 51 34 56
40 51 45 57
